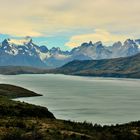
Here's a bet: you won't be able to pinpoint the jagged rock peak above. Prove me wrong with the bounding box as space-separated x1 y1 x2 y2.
94 41 102 46
112 41 122 48
124 39 135 45
81 41 93 47
3 36 33 46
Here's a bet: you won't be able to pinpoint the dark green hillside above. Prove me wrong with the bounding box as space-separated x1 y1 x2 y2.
0 97 55 118
52 53 140 78
0 84 55 118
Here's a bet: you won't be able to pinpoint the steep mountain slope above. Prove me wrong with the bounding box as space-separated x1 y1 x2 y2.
52 53 140 78
0 37 45 67
109 39 139 58
0 37 71 68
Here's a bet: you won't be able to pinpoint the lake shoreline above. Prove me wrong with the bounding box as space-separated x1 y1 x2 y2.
1 71 140 81
0 84 140 139
1 74 140 125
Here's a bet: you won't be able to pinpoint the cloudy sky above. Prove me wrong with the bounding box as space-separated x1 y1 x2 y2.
0 0 140 50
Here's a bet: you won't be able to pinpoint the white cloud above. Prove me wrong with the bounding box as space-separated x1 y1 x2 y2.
65 29 133 48
0 0 140 38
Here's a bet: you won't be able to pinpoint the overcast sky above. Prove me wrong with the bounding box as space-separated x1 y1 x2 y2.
0 0 140 50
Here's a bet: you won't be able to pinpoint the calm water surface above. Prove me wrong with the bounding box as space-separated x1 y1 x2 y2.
0 74 140 125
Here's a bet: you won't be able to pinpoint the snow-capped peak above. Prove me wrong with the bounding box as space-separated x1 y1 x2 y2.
124 39 135 45
135 39 140 49
6 36 32 46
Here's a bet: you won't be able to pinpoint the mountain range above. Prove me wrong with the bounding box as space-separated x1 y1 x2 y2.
0 52 140 78
0 36 140 68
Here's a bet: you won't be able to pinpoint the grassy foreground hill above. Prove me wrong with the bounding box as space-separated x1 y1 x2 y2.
0 84 140 140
